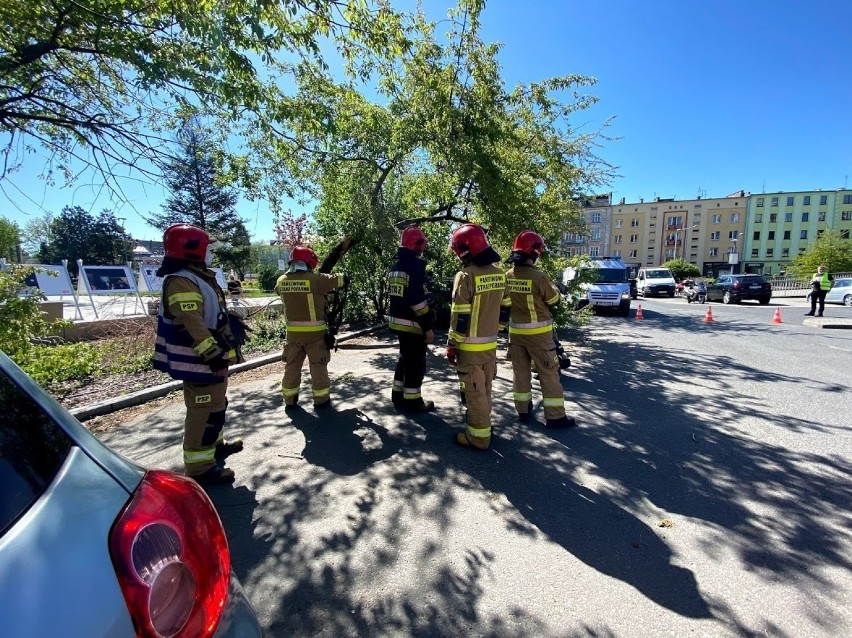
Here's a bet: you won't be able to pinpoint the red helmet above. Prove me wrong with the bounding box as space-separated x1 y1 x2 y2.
450 224 490 260
289 245 319 270
163 224 214 262
400 226 428 253
512 230 546 258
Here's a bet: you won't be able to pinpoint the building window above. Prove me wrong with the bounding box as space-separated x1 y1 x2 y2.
712 214 721 223
630 234 638 243
613 234 622 243
771 197 779 206
800 230 808 240
591 212 601 223
615 219 623 228
803 195 811 205
753 231 760 240
730 213 739 223
668 215 683 228
799 246 807 254
820 195 828 205
709 248 718 257
591 229 601 240
590 246 599 257
784 212 793 222
613 250 621 258
843 195 852 204
650 207 658 212
631 218 639 227
782 248 790 258
786 196 794 206
842 211 852 221
766 248 774 257
769 213 777 223
841 230 850 239
751 249 759 258
755 213 762 223
694 204 702 208
710 231 720 240
629 249 637 258
818 212 826 221
783 230 791 240
729 230 739 240
801 212 809 222
768 231 775 240
756 197 764 207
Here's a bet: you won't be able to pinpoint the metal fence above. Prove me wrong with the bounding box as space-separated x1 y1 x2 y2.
768 272 852 298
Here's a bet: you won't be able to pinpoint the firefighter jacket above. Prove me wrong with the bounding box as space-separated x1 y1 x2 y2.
449 263 510 358
387 248 435 335
275 271 345 335
153 266 242 383
505 263 562 336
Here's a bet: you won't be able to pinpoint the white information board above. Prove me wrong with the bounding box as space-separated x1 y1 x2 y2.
79 265 138 294
138 265 226 293
23 264 76 297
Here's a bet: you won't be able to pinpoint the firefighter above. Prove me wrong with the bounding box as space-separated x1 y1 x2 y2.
505 231 576 428
153 224 245 485
446 224 511 451
388 226 437 412
275 245 346 410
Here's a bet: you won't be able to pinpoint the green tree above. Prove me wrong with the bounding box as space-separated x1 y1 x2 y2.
0 0 408 198
146 118 251 273
0 265 66 358
789 230 852 276
661 258 701 282
19 213 53 253
0 216 20 261
37 206 132 275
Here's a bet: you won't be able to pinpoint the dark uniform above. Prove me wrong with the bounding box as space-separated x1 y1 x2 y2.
388 246 436 412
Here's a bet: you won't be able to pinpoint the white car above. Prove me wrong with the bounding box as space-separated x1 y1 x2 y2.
807 277 852 307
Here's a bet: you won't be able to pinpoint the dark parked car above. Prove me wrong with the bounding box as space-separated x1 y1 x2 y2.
706 274 772 305
0 351 262 638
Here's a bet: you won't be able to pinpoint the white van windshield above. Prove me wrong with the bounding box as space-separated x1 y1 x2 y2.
646 269 672 279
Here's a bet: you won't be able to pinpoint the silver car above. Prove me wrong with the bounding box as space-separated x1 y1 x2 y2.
807 277 852 307
0 351 262 638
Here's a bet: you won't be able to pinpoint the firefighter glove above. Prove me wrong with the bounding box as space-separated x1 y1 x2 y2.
446 346 457 367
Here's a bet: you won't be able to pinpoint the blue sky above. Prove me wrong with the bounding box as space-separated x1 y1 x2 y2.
3 0 851 242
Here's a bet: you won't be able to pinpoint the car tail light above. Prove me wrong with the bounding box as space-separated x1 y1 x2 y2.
732 282 741 289
109 470 230 638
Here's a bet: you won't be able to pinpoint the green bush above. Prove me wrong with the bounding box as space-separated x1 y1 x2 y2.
0 266 71 360
19 343 102 385
244 312 286 353
257 264 280 292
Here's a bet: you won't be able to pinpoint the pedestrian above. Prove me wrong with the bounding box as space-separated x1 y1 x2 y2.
805 265 833 317
505 231 576 428
446 224 511 451
227 274 243 306
388 226 436 412
153 224 245 485
275 245 347 410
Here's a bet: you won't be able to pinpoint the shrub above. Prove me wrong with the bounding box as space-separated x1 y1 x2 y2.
0 266 71 360
257 264 280 292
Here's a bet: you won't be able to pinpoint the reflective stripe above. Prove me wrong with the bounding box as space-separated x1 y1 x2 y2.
167 291 203 306
509 318 554 335
389 322 423 334
392 380 404 390
313 387 330 398
403 391 422 400
286 322 327 332
281 386 300 397
194 336 217 355
388 316 420 328
458 341 497 352
184 448 215 463
526 294 538 323
543 397 564 407
510 319 553 329
411 300 429 312
462 335 498 344
451 303 472 313
448 329 466 342
465 425 491 438
513 392 533 402
546 292 561 305
389 270 410 282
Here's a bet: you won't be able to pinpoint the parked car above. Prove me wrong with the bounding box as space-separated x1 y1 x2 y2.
706 274 772 305
636 267 677 297
807 277 852 307
0 351 262 638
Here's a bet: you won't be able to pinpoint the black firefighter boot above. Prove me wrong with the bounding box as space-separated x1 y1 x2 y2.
545 415 578 429
402 397 435 413
215 439 244 462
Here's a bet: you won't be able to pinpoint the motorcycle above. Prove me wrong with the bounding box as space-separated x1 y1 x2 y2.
684 281 707 304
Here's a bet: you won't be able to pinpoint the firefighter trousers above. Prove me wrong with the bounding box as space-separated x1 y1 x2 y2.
456 352 498 443
509 333 566 420
391 331 429 408
281 332 331 406
183 379 229 477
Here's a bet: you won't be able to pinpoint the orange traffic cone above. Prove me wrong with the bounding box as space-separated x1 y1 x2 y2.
703 306 715 323
635 305 644 320
772 308 783 324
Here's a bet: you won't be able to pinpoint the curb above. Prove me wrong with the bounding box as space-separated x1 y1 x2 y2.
70 325 386 422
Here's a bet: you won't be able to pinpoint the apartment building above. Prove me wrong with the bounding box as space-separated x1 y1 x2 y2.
744 189 852 275
562 193 612 258
608 192 748 276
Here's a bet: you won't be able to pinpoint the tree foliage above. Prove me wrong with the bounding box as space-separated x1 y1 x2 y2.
0 265 67 359
0 216 20 261
147 118 251 274
19 213 53 253
0 0 409 198
37 206 131 274
661 257 701 281
789 230 852 276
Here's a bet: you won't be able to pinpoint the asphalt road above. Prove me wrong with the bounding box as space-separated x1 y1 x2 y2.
101 298 852 638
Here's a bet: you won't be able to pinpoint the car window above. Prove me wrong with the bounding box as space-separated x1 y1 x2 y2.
0 369 72 537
